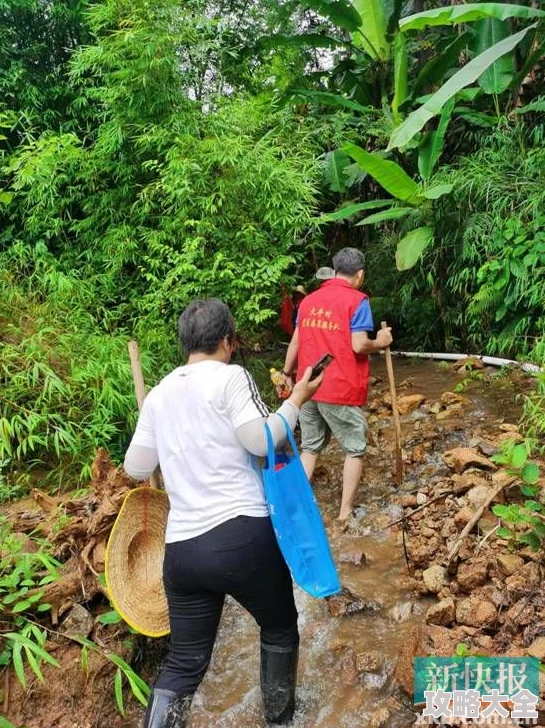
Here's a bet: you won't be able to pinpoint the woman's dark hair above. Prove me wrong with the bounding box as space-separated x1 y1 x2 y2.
332 247 365 275
178 299 236 355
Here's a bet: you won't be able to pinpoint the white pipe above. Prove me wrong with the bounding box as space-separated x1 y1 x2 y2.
389 351 543 374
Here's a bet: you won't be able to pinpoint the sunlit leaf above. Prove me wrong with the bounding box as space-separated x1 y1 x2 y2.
395 227 434 270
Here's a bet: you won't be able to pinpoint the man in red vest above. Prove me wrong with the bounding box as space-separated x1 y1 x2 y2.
281 248 393 526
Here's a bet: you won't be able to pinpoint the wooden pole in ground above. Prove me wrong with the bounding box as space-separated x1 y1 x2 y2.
127 340 160 489
381 321 403 486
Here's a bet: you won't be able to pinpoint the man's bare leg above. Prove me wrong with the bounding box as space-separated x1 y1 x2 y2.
338 455 364 522
301 451 319 481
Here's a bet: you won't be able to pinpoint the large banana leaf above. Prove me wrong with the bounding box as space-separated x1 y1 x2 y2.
303 0 362 32
418 98 455 181
388 24 536 150
343 142 422 202
412 32 471 99
323 150 351 193
391 33 408 122
318 199 394 222
396 227 435 270
400 3 545 33
355 207 415 225
476 18 515 94
352 0 390 60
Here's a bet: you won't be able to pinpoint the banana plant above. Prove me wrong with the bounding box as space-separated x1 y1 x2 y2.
319 142 452 270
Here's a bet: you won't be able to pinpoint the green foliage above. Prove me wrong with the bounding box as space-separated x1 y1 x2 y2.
521 371 545 455
491 441 545 551
0 518 59 616
77 636 150 714
388 24 536 150
0 265 138 485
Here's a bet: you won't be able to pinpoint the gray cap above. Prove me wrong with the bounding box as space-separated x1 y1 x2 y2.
315 266 335 280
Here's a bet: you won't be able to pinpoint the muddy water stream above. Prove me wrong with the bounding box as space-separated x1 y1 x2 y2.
148 358 524 728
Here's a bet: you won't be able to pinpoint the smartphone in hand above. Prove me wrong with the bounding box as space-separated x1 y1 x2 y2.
310 353 335 380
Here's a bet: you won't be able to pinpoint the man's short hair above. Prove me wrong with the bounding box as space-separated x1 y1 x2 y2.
178 299 235 355
332 247 365 275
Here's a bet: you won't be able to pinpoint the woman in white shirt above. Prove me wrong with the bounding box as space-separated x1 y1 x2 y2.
124 299 322 728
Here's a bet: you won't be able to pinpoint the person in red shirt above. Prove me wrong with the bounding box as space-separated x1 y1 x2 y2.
281 248 393 526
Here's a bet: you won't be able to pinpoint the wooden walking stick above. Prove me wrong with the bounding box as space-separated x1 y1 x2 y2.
381 321 403 486
127 340 160 488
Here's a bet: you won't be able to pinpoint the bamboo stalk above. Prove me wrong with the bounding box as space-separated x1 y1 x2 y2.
381 321 403 486
127 340 160 489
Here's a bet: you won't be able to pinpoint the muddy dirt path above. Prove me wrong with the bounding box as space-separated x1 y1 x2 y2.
5 357 533 728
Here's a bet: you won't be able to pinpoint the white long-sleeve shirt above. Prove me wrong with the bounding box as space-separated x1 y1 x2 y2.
124 360 298 542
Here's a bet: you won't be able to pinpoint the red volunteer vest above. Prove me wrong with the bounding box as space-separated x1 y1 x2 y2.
296 279 370 406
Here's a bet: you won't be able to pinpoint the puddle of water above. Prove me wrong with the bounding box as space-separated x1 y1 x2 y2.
134 358 526 727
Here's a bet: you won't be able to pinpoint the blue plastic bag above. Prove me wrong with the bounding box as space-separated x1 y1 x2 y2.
262 414 341 598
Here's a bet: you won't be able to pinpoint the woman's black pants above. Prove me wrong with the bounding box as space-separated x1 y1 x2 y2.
154 515 299 695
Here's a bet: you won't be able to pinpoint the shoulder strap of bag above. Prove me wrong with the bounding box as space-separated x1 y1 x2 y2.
276 413 299 454
264 421 276 465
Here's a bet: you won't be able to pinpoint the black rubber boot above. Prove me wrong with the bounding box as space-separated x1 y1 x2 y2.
260 643 299 725
142 688 193 728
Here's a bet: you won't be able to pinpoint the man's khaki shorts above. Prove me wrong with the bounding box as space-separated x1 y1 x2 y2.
299 401 367 457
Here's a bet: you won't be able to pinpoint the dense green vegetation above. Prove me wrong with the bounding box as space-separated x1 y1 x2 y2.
1 0 545 484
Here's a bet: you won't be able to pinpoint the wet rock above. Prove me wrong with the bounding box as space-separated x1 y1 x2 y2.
92 539 107 572
436 405 462 420
451 469 491 495
355 650 383 673
389 601 414 623
443 447 496 474
456 597 497 627
467 483 495 507
426 597 455 626
397 494 418 508
496 553 524 576
60 604 94 640
504 599 535 627
468 437 497 457
339 551 367 566
397 393 426 414
527 636 545 660
475 634 494 652
422 565 447 593
441 391 469 407
393 625 423 695
506 561 542 601
499 423 519 433
456 559 489 591
429 401 443 415
369 707 391 728
491 468 518 488
407 538 439 567
452 357 485 371
339 645 358 685
410 445 427 463
326 587 380 617
454 506 475 528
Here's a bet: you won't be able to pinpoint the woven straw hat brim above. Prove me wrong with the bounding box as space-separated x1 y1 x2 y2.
105 487 170 637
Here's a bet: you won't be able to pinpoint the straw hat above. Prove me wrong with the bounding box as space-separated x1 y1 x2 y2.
105 487 170 637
